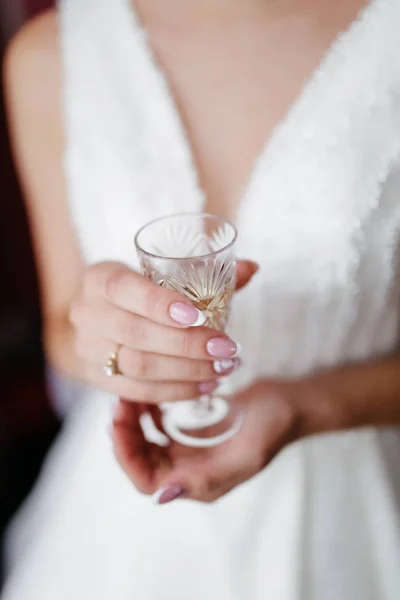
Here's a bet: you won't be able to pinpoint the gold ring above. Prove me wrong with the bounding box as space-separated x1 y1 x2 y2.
103 344 122 377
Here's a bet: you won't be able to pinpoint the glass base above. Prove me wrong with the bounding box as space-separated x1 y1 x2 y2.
161 396 244 448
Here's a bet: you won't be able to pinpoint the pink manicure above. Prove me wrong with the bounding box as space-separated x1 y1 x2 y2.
207 337 240 358
170 302 206 327
153 485 186 505
199 380 219 394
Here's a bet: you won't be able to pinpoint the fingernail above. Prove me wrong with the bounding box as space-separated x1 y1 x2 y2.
170 302 206 327
213 357 242 375
207 337 240 358
199 380 219 394
153 485 186 505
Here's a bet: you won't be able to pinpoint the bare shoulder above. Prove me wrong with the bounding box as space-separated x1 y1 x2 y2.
4 7 59 68
3 8 63 172
3 8 61 110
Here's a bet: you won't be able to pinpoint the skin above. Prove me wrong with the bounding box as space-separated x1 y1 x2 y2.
4 0 400 503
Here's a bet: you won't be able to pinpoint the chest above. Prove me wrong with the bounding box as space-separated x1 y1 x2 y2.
64 0 400 287
134 0 371 221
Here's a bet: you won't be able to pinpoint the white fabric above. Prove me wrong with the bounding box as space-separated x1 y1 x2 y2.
3 0 400 597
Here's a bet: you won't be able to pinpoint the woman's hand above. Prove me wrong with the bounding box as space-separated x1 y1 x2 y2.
112 379 298 504
69 260 258 403
113 352 400 503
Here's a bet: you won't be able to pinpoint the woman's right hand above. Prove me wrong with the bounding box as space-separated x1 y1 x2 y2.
69 261 256 403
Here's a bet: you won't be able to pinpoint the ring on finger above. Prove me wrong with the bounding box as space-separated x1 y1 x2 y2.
103 343 122 377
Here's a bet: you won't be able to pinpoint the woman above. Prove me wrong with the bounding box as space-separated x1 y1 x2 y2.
2 0 400 598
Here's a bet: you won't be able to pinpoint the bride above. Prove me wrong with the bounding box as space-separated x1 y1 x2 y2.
3 0 400 598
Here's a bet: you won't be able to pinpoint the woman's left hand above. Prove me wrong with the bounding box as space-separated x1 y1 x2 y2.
112 379 302 504
112 353 400 502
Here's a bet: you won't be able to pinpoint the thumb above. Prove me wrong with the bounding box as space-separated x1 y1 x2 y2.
156 449 252 504
172 440 260 503
155 386 294 503
235 260 259 291
157 417 264 504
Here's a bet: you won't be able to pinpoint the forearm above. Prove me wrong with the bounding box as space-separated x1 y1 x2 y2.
43 317 86 384
294 353 400 439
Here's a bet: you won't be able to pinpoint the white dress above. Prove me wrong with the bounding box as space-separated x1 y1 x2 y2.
3 0 400 598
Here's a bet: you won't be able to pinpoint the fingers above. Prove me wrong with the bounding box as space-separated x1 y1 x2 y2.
112 402 155 494
82 260 257 332
71 260 253 407
76 334 240 382
111 392 270 501
85 363 218 403
152 385 293 503
71 300 240 360
71 295 241 404
82 262 205 328
111 403 259 502
167 440 263 503
113 402 175 494
177 388 294 502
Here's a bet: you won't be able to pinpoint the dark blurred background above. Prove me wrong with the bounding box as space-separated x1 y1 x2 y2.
0 0 59 588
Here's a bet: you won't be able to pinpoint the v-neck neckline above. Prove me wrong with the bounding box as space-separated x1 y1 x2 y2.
120 0 380 225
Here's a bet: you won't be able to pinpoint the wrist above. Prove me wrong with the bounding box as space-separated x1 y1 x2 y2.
289 371 352 441
280 353 400 442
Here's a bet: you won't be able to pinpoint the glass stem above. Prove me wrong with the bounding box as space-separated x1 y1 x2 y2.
198 394 213 412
